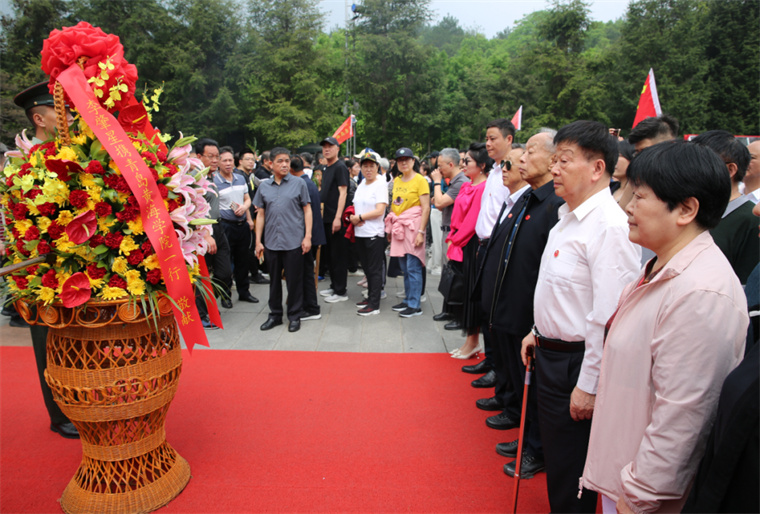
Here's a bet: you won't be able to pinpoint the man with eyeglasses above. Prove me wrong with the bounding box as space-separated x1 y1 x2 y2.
194 138 233 321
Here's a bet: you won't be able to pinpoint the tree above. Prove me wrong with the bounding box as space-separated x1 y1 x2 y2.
237 0 336 150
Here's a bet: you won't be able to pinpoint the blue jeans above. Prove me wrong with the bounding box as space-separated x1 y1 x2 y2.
399 254 423 309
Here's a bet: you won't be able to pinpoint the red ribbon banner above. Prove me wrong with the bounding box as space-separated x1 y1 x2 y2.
57 64 209 352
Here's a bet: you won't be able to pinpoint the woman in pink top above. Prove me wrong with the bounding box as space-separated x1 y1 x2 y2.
447 142 490 359
582 142 748 514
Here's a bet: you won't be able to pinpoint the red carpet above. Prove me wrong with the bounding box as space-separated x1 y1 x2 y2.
1 347 554 513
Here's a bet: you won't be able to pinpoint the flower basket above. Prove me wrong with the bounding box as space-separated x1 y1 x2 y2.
18 296 190 514
1 22 220 514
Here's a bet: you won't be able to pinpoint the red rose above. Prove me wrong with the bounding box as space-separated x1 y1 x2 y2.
127 250 144 265
157 183 169 199
163 164 178 177
38 202 57 217
94 202 112 217
37 240 52 255
104 232 123 249
13 276 29 290
15 240 30 257
47 221 64 240
86 263 106 279
108 275 127 289
167 199 180 212
141 240 153 254
85 160 104 174
89 234 105 248
149 167 159 181
146 268 162 285
24 189 42 200
103 174 118 188
41 22 138 113
24 226 40 241
114 176 131 194
115 206 138 222
42 269 59 289
27 265 40 274
156 149 167 162
10 202 28 219
69 190 90 209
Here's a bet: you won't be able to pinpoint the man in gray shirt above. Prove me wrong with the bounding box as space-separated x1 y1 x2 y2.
430 147 467 327
253 147 312 333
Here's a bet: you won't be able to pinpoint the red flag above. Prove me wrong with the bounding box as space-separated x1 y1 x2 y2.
332 115 354 144
632 68 662 128
511 106 523 131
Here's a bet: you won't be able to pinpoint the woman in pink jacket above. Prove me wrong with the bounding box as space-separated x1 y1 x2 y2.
446 142 490 359
581 142 748 514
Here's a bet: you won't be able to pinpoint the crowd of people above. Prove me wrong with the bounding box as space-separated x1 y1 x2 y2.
3 80 759 513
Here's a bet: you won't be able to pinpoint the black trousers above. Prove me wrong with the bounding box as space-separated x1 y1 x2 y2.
492 328 542 457
247 229 262 278
535 345 598 513
474 245 495 368
325 224 348 295
30 324 69 425
200 224 232 313
302 247 320 316
265 247 304 321
483 324 519 416
220 220 251 297
356 236 385 309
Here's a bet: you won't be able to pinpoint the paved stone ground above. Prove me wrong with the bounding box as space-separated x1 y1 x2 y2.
1 270 475 355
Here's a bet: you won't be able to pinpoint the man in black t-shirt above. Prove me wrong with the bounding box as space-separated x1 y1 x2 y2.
318 136 350 303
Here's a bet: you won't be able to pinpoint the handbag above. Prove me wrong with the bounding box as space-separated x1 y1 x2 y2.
437 262 465 305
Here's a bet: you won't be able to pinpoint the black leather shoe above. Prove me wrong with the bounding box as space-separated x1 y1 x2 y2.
251 273 270 284
471 370 496 388
504 453 545 479
462 360 492 374
444 320 462 331
433 312 453 322
496 439 519 458
50 422 80 439
221 298 233 309
288 320 301 332
486 411 520 430
260 317 282 331
476 396 505 411
8 316 29 328
239 292 259 303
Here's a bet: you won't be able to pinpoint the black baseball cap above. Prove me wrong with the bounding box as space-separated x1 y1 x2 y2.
395 147 415 159
14 81 55 111
320 136 340 146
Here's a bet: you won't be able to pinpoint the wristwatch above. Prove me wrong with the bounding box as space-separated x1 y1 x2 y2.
434 182 441 186
359 214 363 222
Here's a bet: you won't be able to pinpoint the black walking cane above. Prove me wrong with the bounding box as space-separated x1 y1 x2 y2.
510 350 534 514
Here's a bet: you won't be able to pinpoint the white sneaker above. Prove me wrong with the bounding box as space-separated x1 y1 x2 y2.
395 291 406 298
380 290 387 299
319 288 334 297
347 270 364 277
357 306 380 316
357 277 368 287
430 267 442 276
420 294 427 303
324 294 348 303
300 312 322 321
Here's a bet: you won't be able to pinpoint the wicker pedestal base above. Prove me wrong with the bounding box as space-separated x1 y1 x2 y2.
21 297 191 514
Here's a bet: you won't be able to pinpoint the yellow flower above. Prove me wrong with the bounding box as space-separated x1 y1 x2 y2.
29 153 39 167
56 210 74 226
55 146 77 162
88 278 105 291
98 217 112 234
109 161 120 174
14 220 33 237
99 287 128 300
42 179 69 206
71 133 87 145
27 202 41 216
37 287 56 305
141 254 160 270
112 256 128 275
80 173 97 188
119 235 139 255
37 217 52 232
117 192 131 204
79 118 95 139
127 218 144 235
55 235 76 253
88 185 103 201
125 270 146 296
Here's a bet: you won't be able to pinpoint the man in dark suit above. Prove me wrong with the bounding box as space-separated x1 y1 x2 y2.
476 129 564 478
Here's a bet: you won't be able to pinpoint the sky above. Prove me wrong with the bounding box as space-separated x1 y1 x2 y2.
318 0 631 38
